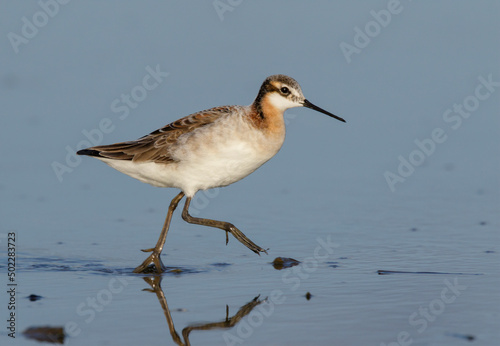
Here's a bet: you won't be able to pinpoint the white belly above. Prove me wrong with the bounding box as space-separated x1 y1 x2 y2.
98 114 285 196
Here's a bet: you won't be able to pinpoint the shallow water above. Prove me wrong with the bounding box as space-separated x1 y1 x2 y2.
2 179 499 345
1 1 499 345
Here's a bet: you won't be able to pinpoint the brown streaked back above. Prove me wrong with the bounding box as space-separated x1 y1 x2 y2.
77 106 237 164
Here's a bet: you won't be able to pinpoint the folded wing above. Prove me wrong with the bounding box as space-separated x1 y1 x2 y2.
77 106 235 164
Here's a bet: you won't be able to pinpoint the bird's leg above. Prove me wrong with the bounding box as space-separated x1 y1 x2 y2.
181 196 267 255
133 192 185 273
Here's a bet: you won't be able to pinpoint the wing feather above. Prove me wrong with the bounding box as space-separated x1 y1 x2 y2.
78 106 236 164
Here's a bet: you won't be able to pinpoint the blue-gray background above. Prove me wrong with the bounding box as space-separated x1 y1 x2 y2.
1 1 499 345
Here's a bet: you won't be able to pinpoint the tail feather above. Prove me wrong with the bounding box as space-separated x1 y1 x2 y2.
76 149 103 157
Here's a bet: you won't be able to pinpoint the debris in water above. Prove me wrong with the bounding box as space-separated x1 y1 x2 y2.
377 270 483 276
27 294 43 301
446 332 475 341
272 257 300 270
23 326 65 344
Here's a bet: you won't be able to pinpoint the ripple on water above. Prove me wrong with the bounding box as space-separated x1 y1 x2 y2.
16 255 207 276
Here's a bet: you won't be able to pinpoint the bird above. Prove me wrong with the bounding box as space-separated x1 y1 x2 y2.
77 74 346 273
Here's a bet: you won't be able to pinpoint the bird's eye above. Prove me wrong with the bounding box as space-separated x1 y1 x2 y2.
280 87 290 95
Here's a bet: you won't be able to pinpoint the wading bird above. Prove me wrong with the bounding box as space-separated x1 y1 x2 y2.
77 74 345 273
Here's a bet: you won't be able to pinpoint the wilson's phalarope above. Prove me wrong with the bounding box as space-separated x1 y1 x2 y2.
77 74 346 273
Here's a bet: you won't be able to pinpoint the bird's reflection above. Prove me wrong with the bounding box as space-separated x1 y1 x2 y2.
142 276 264 346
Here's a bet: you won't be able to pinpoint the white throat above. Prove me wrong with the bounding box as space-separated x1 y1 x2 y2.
265 93 303 112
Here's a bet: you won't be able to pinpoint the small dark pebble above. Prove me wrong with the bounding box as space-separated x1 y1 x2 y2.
23 326 65 344
305 292 312 300
27 294 43 301
447 332 475 341
272 257 300 270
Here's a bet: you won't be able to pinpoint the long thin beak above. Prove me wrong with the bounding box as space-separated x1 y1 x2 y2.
302 99 346 123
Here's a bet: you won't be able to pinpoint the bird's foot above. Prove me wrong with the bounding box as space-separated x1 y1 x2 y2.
227 225 268 255
133 251 166 274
